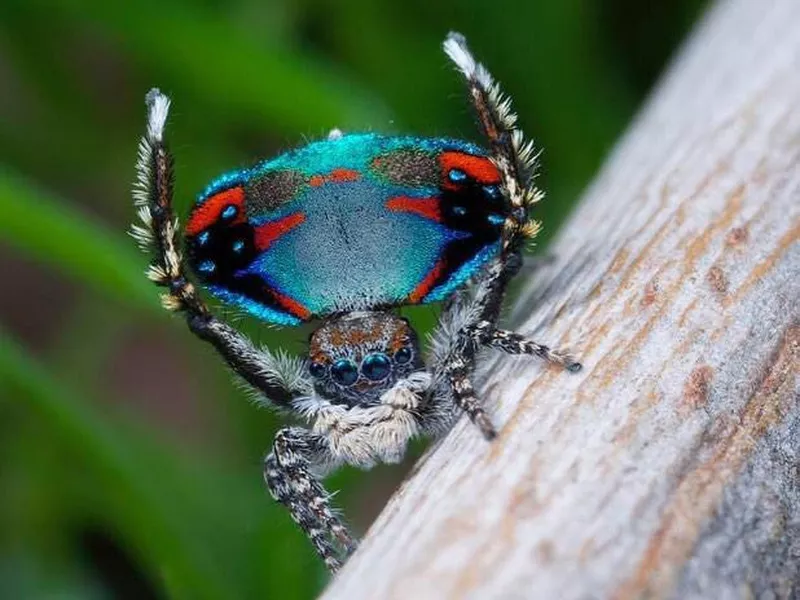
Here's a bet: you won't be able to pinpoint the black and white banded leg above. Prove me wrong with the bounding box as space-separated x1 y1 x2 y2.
435 34 581 439
444 355 499 440
132 88 308 407
466 320 582 372
264 427 356 571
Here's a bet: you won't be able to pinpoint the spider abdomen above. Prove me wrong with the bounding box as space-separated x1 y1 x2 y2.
185 133 508 325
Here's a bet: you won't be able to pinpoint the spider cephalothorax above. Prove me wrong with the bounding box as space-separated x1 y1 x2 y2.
309 312 422 406
132 32 580 572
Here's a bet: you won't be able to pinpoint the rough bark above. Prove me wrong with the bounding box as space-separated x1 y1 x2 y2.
322 0 800 598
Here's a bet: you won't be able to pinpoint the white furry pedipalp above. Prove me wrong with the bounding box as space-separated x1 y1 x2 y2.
301 372 432 469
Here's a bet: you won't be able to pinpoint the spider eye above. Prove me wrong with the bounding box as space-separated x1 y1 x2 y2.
361 353 391 381
331 359 358 386
309 362 326 379
394 347 412 365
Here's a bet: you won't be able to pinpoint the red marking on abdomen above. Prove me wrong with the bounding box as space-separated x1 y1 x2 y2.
408 258 447 303
186 187 245 235
439 152 501 190
309 168 360 187
253 212 305 251
386 196 442 223
272 289 311 320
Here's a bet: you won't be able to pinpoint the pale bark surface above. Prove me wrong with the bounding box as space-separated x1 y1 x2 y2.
322 0 800 598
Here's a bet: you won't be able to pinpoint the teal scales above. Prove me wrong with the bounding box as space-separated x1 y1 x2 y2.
185 133 510 325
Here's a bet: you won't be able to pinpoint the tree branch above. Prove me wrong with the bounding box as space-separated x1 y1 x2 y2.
323 0 800 597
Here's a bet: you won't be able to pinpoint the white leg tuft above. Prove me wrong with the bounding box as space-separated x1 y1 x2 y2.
443 32 477 79
145 88 171 143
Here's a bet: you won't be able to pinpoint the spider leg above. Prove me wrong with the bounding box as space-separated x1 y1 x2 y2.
466 320 582 372
444 32 542 325
429 285 499 439
443 357 497 440
268 375 432 568
430 34 581 440
132 89 308 407
265 427 357 572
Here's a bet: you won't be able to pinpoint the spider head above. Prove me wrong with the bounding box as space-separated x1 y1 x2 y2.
308 311 422 406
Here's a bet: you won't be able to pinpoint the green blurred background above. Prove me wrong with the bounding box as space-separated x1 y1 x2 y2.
0 1 707 598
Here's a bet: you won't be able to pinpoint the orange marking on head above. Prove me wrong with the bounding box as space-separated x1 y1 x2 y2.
309 168 360 187
386 196 442 222
389 322 412 354
272 289 311 320
254 212 305 251
186 187 245 235
408 259 447 303
439 152 501 189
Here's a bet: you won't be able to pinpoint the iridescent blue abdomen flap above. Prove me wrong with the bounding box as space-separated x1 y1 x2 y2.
185 133 508 325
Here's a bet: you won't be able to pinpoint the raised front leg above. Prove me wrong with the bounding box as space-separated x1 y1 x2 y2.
432 34 582 440
264 427 356 571
444 33 543 326
132 89 308 407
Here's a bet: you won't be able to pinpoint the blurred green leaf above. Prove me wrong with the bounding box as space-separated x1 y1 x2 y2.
0 170 157 313
24 0 392 134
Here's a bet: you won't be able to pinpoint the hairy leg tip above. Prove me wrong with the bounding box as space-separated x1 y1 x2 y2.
567 361 583 373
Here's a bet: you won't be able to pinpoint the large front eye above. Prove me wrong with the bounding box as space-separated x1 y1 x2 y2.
331 359 358 386
309 362 327 379
361 353 391 381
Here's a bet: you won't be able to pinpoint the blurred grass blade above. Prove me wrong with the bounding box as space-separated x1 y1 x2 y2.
41 0 391 133
0 170 157 313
